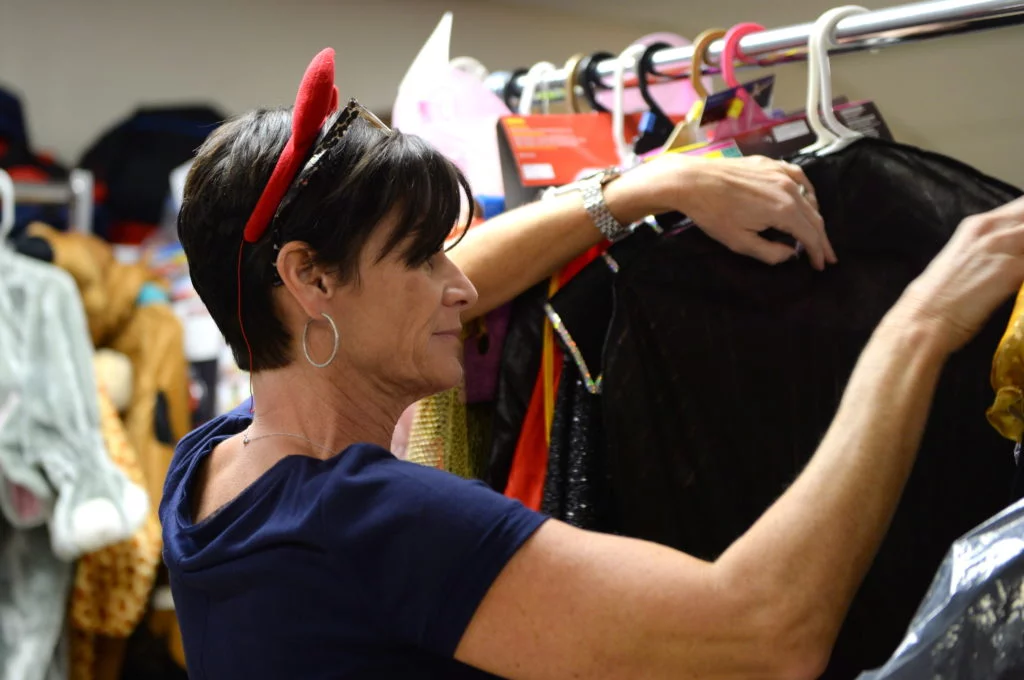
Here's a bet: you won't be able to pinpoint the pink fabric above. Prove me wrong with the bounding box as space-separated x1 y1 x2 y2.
463 304 511 404
392 14 511 197
5 480 44 523
392 403 416 460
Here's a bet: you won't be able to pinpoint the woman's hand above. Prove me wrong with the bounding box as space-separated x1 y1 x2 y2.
459 151 836 320
894 195 1024 355
608 153 836 271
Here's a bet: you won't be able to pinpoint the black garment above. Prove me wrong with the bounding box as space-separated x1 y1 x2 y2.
541 225 662 528
1013 444 1024 502
0 87 29 146
12 233 54 263
0 87 70 234
79 106 225 239
486 280 549 491
601 138 1021 678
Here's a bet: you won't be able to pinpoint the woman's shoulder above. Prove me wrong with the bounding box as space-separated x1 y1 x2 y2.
159 401 253 518
320 444 544 546
160 399 541 557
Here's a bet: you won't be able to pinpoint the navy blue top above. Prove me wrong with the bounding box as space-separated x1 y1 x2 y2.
160 400 547 679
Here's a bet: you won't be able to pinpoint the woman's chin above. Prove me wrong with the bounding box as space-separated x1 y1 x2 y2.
415 358 464 397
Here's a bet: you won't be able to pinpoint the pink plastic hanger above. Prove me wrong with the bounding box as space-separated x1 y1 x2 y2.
708 22 774 142
720 22 765 89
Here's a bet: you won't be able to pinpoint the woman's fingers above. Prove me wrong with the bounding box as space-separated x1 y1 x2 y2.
768 185 828 270
676 154 835 271
733 231 797 266
779 163 836 264
898 195 1024 353
796 187 837 265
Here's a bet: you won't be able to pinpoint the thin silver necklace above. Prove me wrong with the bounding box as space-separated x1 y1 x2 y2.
242 427 334 455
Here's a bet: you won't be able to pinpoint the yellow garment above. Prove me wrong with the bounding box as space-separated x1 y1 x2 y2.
407 386 471 478
27 223 151 348
70 389 162 680
542 276 560 444
988 284 1024 441
107 304 191 505
148 609 187 669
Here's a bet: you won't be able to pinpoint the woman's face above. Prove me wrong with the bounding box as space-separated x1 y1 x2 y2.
318 221 478 401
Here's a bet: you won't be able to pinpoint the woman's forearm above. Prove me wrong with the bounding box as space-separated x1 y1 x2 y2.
716 306 950 661
450 159 681 320
451 153 834 321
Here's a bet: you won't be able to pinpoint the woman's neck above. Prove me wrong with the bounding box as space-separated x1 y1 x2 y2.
248 365 407 456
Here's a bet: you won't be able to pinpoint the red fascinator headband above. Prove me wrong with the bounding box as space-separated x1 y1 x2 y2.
235 48 390 386
243 47 340 244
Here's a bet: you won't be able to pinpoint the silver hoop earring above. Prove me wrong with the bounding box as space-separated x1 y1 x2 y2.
302 312 339 368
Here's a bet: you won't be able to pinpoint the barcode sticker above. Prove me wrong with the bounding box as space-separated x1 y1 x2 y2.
521 163 556 181
772 120 811 143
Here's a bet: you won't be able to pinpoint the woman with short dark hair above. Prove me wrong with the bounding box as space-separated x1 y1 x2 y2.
161 49 1024 679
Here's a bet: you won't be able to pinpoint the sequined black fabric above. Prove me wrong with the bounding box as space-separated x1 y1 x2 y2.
541 227 662 528
542 360 611 531
600 138 1022 678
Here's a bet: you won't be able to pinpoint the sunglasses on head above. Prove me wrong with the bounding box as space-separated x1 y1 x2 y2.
272 99 390 227
267 99 391 286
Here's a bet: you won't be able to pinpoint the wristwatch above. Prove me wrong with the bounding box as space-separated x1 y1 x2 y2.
544 168 632 241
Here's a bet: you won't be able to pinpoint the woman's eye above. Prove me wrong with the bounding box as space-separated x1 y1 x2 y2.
424 253 443 272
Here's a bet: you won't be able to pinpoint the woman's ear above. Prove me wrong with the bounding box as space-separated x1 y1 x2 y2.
276 241 340 314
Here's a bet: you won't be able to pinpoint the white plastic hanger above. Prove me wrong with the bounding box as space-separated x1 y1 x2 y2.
518 61 558 115
800 6 869 155
0 168 14 269
612 43 647 167
0 169 13 244
449 56 489 82
817 7 869 154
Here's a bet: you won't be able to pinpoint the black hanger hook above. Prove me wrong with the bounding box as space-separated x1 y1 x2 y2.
637 42 673 126
502 68 529 111
580 51 614 113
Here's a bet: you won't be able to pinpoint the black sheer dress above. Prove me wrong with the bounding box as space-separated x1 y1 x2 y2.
541 137 1022 677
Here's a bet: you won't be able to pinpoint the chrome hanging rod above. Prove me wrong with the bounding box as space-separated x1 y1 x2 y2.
491 0 1024 102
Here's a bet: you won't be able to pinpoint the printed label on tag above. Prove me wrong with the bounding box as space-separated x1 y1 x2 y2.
497 114 627 209
772 119 811 143
700 76 775 126
733 100 893 159
521 163 556 181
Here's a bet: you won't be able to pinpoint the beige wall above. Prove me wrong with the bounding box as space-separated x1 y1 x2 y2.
671 3 1024 186
1 0 1023 185
0 0 652 163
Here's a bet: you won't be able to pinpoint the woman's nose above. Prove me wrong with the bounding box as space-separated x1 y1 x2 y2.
443 259 479 311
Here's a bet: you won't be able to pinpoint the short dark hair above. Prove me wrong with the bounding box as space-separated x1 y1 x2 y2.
178 107 473 372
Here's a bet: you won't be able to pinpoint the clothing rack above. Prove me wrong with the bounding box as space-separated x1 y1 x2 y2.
492 0 1024 102
9 169 94 234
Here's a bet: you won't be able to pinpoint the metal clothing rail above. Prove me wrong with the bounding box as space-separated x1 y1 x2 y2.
9 169 94 234
493 0 1024 102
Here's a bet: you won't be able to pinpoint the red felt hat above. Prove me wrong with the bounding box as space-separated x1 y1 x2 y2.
243 47 340 244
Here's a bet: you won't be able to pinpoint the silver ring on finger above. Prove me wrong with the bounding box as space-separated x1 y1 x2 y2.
798 183 809 198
